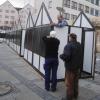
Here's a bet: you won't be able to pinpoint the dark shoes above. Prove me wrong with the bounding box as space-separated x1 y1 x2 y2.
61 97 78 100
45 88 50 91
51 88 56 92
45 88 56 92
61 97 67 100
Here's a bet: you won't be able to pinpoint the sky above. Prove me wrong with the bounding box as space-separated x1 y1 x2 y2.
0 0 34 7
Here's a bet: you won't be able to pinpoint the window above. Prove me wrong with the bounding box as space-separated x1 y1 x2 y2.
4 21 9 24
48 1 52 8
10 21 14 26
71 14 77 21
27 8 30 11
85 6 89 13
5 10 9 13
86 0 90 1
91 0 94 4
71 1 77 10
11 10 15 13
95 10 99 16
63 0 70 8
0 9 2 12
90 8 94 15
19 15 21 18
78 4 84 11
24 15 25 18
34 9 37 13
5 16 9 18
95 0 99 6
21 20 23 23
20 11 24 14
97 34 100 45
63 13 70 20
8 4 11 8
11 16 15 19
0 15 2 18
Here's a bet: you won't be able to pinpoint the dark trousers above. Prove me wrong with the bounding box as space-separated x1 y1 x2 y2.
44 58 58 90
65 70 79 100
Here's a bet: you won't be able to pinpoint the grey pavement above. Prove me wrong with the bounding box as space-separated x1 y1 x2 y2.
0 43 100 100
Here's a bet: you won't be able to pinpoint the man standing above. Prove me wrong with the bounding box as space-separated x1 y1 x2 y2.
60 33 82 100
51 15 68 28
55 15 68 27
43 31 60 92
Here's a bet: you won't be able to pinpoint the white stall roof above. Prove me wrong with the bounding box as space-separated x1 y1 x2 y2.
26 12 34 29
73 12 94 29
35 2 52 26
16 18 22 30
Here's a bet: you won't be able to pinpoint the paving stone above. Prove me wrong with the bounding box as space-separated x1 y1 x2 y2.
0 69 20 84
15 84 44 100
13 67 41 81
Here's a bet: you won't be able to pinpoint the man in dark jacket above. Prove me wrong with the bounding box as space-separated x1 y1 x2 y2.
60 33 82 100
43 31 60 92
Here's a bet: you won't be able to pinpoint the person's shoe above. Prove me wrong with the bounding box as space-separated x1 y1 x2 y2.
73 97 78 100
45 88 50 91
74 95 78 100
61 97 67 100
51 88 56 92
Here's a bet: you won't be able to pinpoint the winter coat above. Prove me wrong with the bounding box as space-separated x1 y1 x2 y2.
60 41 82 71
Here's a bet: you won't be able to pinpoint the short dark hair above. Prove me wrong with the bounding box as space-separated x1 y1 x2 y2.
69 33 77 40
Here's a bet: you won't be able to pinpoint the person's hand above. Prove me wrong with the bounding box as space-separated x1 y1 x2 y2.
59 54 63 59
47 36 50 38
59 54 66 61
50 22 56 26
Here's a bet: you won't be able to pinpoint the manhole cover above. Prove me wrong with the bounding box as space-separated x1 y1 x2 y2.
0 82 12 96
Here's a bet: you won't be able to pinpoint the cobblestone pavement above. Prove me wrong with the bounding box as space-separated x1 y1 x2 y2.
0 43 100 100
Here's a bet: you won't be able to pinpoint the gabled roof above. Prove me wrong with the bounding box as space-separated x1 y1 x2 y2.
23 4 34 9
26 11 34 28
13 18 22 30
15 8 22 11
0 1 14 8
0 0 23 12
35 2 52 26
73 11 94 29
19 3 34 12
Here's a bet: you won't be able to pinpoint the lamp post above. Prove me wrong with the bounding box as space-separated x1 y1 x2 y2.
56 7 65 16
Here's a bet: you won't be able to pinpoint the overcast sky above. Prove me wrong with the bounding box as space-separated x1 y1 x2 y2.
0 0 34 7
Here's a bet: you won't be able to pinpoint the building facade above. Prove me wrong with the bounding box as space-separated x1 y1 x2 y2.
0 1 19 30
0 1 35 30
92 17 100 52
34 0 100 24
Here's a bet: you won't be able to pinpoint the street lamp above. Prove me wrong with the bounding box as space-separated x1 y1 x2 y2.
56 7 65 16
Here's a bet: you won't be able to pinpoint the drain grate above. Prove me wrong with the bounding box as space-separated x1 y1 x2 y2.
0 82 13 96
